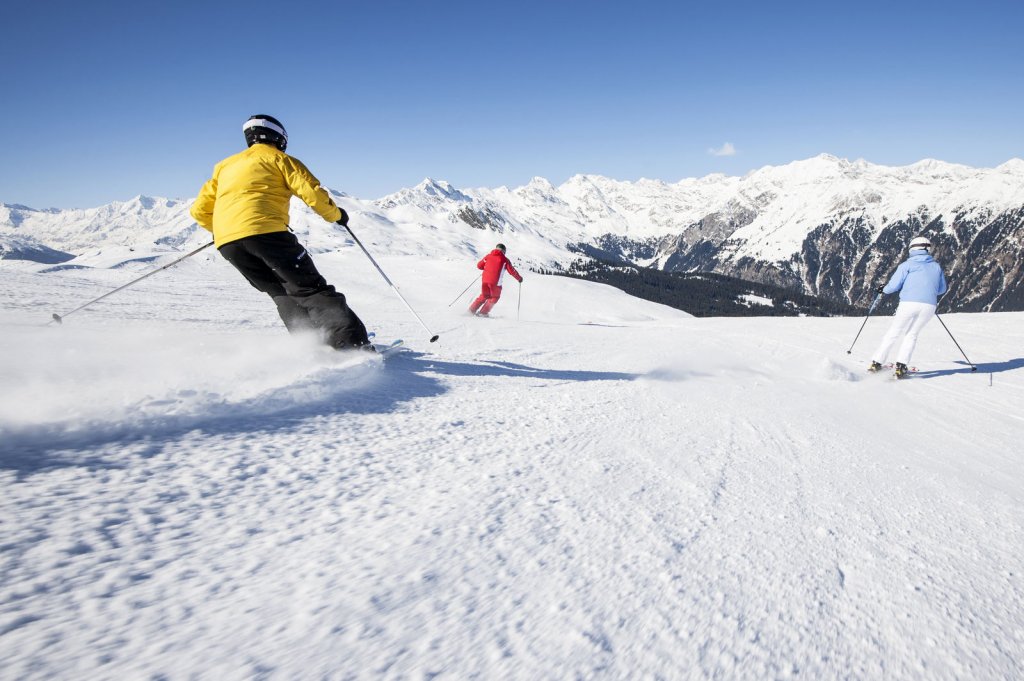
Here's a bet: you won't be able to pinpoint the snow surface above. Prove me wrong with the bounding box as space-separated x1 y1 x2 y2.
1 246 1023 679
738 293 775 308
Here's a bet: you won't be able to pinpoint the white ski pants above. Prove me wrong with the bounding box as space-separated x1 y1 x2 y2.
872 301 936 365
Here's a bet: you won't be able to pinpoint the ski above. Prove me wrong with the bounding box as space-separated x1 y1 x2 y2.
879 362 919 379
864 361 919 379
882 363 916 371
373 339 405 358
866 362 919 372
365 332 405 359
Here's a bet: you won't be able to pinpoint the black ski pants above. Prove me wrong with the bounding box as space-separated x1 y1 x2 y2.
218 231 370 349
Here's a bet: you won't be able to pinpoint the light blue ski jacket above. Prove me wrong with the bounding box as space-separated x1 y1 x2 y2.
883 249 948 305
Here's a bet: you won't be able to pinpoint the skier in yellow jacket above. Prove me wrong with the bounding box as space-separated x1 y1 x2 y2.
191 114 371 350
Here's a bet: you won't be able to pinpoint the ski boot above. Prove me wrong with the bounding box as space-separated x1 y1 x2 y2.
894 362 909 379
867 360 883 373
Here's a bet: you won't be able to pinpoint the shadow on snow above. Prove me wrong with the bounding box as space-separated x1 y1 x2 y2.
913 358 1024 379
400 352 640 382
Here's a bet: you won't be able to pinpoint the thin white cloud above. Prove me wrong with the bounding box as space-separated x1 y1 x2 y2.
708 142 737 157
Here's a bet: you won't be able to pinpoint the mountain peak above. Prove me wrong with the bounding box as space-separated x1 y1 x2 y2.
414 178 469 202
906 158 952 170
811 153 843 163
526 176 555 190
746 154 858 184
996 158 1024 174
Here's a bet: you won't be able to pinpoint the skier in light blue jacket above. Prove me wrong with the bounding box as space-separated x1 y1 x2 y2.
869 235 948 378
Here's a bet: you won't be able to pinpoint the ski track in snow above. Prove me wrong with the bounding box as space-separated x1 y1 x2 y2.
1 260 1023 679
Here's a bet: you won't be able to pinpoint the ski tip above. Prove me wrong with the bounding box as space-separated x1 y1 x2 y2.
429 335 439 343
375 339 405 358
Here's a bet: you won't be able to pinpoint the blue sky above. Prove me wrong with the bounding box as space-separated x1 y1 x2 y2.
2 0 1022 208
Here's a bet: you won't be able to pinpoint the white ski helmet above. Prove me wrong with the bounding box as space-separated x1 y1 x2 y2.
908 235 932 250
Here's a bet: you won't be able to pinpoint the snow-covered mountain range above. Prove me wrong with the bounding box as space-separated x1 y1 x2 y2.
3 154 1023 311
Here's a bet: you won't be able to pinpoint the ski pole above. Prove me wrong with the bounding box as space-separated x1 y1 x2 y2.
517 279 522 321
845 292 881 354
50 241 214 325
344 225 439 343
448 274 480 307
934 313 977 371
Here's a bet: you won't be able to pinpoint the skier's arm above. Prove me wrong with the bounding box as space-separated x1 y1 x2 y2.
279 156 342 223
882 263 908 295
477 258 486 270
506 259 523 282
190 176 218 231
936 269 948 297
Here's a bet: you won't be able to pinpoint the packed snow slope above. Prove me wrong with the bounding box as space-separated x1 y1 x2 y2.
1 246 1023 680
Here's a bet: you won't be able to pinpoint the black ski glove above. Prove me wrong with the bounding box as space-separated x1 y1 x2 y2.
876 285 885 294
336 208 350 227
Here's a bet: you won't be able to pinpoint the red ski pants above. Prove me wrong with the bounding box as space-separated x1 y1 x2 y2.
469 283 502 315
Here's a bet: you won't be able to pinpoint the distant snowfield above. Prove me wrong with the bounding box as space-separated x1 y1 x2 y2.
1 251 1023 679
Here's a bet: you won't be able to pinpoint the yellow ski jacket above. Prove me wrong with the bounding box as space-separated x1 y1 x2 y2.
190 144 342 247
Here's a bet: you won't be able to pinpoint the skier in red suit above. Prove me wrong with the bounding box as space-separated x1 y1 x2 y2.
469 243 523 316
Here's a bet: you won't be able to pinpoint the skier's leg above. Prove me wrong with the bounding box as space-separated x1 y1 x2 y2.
219 239 286 296
469 283 488 314
220 239 315 332
479 284 502 315
895 303 935 365
271 296 316 333
245 232 370 349
871 303 915 364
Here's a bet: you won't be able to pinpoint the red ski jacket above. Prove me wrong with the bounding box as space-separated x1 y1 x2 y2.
478 249 522 286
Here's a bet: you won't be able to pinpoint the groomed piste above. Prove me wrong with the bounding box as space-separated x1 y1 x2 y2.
1 250 1021 679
